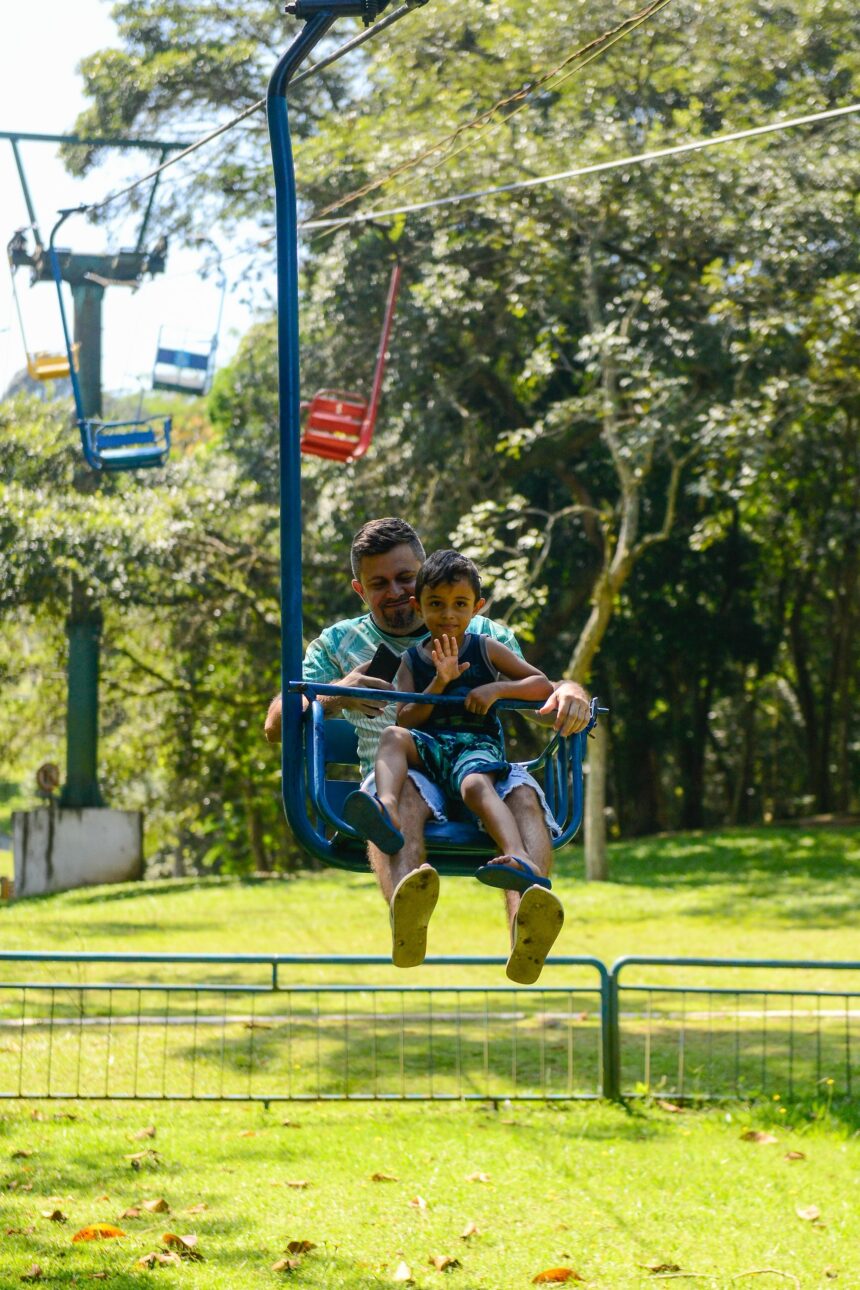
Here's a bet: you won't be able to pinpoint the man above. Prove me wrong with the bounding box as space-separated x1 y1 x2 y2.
265 518 591 981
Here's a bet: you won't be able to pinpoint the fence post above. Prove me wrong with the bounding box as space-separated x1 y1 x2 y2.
601 964 621 1101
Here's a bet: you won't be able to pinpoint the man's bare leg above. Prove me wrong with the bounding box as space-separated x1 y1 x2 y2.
367 776 432 903
498 785 553 934
494 786 562 984
368 776 439 968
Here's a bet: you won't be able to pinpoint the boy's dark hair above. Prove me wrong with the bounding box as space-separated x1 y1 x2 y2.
415 549 482 601
350 517 426 580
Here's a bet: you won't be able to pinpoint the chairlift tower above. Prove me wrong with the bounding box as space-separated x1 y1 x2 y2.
4 131 181 822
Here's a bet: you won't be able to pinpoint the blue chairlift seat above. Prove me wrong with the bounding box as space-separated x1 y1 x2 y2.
153 329 215 395
303 698 594 876
83 416 172 472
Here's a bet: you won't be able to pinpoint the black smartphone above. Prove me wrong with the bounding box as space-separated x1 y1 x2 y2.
365 642 401 682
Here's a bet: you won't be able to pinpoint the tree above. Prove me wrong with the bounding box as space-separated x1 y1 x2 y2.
51 0 860 866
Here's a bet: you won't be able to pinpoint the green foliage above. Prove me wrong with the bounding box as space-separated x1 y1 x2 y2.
6 0 857 849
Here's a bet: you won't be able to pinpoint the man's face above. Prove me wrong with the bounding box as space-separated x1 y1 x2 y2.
353 543 424 635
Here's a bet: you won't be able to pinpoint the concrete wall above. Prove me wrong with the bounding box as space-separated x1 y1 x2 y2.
13 808 144 898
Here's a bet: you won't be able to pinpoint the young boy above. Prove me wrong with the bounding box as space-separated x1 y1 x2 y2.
343 551 563 981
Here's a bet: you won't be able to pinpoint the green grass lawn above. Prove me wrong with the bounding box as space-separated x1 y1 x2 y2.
2 1098 858 1288
2 825 858 979
0 827 858 1286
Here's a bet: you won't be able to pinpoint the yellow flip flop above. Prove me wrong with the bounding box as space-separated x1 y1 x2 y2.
390 866 440 968
506 886 564 984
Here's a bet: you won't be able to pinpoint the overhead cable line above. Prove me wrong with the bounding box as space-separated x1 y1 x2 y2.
78 2 422 217
301 100 860 230
377 0 675 205
308 0 674 224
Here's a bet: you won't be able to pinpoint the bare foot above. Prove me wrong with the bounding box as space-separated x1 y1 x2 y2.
484 854 544 877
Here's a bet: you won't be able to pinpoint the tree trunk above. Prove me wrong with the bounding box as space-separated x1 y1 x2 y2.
584 720 609 881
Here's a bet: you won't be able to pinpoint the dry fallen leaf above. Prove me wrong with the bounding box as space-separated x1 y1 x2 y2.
465 1172 491 1183
740 1130 778 1145
186 1202 209 1213
21 1266 43 1283
460 1221 480 1240
408 1196 427 1210
143 1198 170 1213
372 1172 398 1183
785 1151 806 1162
42 1210 67 1224
657 1100 685 1113
285 1180 309 1190
796 1205 821 1222
90 1274 109 1281
133 1126 156 1141
281 1120 302 1128
95 1194 111 1203
11 1150 33 1159
823 1267 838 1279
72 1224 127 1243
285 1240 316 1256
239 1129 258 1138
430 1254 461 1272
120 1208 142 1220
6 1227 36 1237
392 1261 414 1284
639 1263 682 1274
272 1258 301 1273
162 1233 203 1261
126 1149 161 1170
533 1270 584 1284
136 1251 181 1269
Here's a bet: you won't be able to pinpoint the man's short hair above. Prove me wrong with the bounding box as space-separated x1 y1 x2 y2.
415 549 482 601
350 518 426 580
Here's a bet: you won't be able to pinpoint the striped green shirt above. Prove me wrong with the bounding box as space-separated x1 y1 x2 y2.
303 612 522 778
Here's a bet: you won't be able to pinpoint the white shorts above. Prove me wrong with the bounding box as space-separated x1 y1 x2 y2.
361 763 561 839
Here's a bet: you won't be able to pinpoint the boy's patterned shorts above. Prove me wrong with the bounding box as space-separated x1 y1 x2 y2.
411 729 509 802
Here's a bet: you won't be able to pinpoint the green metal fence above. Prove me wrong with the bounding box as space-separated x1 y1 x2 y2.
610 956 860 1102
0 954 608 1103
1 953 857 1103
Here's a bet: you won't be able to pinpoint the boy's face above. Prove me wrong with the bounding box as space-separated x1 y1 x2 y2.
412 578 486 645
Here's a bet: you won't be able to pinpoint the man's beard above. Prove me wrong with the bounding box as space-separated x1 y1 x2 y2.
379 602 422 633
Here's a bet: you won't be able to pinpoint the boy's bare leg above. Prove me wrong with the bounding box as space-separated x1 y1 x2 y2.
375 726 422 831
461 773 528 861
368 776 433 904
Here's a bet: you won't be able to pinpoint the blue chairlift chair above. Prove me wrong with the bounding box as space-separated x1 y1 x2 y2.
300 689 597 874
48 210 171 472
152 260 226 396
267 3 598 871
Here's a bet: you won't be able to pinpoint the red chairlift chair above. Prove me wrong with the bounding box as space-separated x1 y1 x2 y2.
300 262 401 463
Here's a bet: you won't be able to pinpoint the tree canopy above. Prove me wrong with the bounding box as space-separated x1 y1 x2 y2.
3 0 857 871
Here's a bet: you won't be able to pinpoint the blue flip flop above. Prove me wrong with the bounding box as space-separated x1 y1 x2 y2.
342 790 405 854
474 855 552 893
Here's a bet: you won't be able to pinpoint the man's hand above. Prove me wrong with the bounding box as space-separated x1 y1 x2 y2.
430 635 470 686
464 682 501 715
336 661 394 718
537 680 591 735
264 662 395 743
264 694 283 744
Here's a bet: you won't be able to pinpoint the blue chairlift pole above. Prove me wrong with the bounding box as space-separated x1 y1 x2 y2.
268 0 401 856
269 8 340 862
